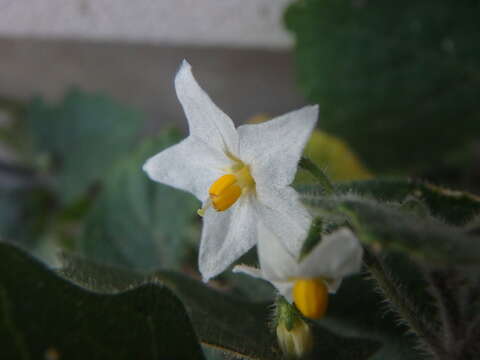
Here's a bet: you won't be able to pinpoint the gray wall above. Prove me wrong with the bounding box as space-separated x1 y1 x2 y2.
0 37 306 133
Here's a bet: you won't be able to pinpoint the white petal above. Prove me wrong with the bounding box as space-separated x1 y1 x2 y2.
232 264 263 279
300 228 363 293
257 223 298 282
199 195 257 281
143 136 230 201
233 263 294 302
324 278 343 293
271 280 294 302
255 185 312 256
237 105 318 188
175 60 239 155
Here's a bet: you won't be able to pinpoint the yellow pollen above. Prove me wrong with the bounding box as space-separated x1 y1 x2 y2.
293 278 329 319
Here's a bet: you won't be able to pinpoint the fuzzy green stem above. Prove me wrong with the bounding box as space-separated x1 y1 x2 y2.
425 269 462 355
299 157 335 195
461 318 480 359
363 249 445 359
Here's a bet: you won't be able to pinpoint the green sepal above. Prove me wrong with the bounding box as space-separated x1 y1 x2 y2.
298 157 335 195
299 217 323 260
276 296 301 331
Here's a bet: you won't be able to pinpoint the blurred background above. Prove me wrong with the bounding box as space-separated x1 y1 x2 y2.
0 0 479 279
0 0 301 131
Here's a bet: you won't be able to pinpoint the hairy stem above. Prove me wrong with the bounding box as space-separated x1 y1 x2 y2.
363 249 445 359
425 269 463 356
461 317 480 358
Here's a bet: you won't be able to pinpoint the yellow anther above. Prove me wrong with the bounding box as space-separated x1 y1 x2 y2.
209 174 237 197
197 163 255 215
209 174 242 211
293 278 328 319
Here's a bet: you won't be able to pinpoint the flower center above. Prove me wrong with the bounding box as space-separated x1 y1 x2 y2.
197 163 255 216
293 278 328 319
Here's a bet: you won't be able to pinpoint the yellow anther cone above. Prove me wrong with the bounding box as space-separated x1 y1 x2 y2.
293 278 329 319
209 174 242 211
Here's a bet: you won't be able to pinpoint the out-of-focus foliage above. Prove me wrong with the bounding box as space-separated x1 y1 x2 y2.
80 130 198 271
26 90 141 203
300 130 372 181
285 0 480 173
0 242 205 360
0 89 199 272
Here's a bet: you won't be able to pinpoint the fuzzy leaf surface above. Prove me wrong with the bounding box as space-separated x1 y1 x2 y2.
303 191 480 266
338 178 480 226
300 178 480 226
60 253 380 360
0 242 204 360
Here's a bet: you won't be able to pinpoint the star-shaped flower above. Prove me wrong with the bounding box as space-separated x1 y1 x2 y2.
234 225 363 319
143 60 318 281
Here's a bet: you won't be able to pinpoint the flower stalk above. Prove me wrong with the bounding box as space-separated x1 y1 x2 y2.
299 157 335 195
363 249 445 359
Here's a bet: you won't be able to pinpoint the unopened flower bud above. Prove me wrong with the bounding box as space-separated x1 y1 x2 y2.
276 319 313 359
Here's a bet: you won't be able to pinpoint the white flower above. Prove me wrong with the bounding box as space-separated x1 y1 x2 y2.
143 60 318 281
234 226 363 319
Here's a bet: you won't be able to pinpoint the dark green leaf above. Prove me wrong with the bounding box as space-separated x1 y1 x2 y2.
0 187 54 247
60 253 380 360
26 89 142 203
303 192 480 266
300 178 480 226
78 129 198 271
0 242 205 360
340 178 480 226
285 0 480 172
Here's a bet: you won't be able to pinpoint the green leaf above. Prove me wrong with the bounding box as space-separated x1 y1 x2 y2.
300 178 480 226
0 187 54 248
26 89 142 203
60 254 380 360
0 242 205 360
338 179 480 226
303 192 480 266
285 0 480 172
78 129 198 271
